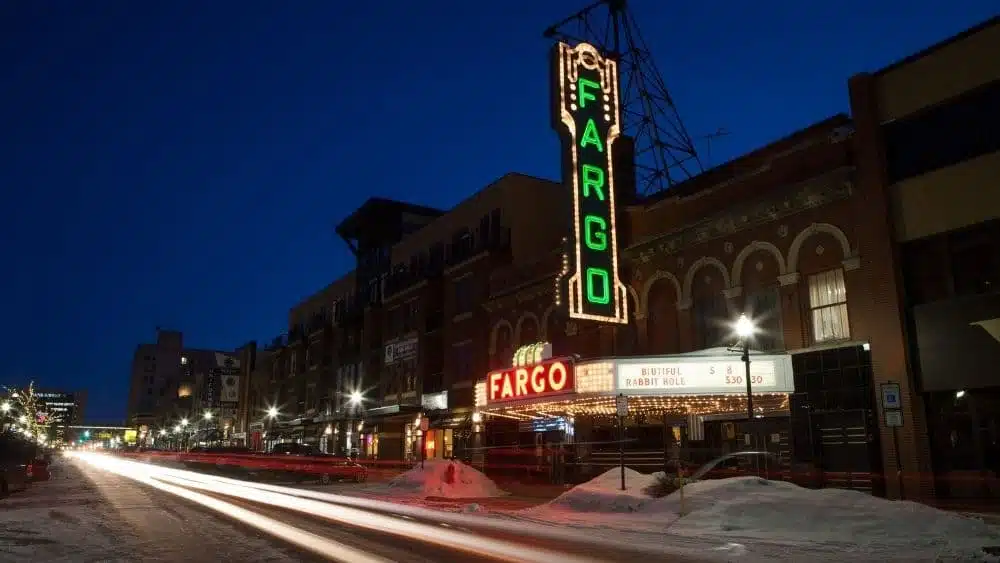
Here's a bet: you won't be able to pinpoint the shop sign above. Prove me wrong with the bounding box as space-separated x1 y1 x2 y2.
384 337 418 365
518 417 568 433
487 357 576 404
616 355 793 395
421 391 448 411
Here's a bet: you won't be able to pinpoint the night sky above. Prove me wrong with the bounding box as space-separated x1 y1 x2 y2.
1 1 994 421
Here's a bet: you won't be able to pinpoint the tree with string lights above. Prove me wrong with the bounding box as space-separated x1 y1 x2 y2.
2 381 58 443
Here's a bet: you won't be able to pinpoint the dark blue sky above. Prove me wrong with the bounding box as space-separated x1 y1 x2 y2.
1 2 994 420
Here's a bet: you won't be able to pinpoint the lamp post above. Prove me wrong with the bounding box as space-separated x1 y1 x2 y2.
735 313 756 421
348 392 363 459
264 407 279 453
180 417 189 450
203 410 215 444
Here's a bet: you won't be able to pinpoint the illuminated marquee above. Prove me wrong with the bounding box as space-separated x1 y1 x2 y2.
487 357 576 404
552 42 628 325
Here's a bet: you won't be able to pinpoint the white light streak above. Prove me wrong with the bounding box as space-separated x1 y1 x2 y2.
71 453 387 563
72 453 600 563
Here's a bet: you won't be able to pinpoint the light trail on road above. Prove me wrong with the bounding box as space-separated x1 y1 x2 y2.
71 452 607 563
136 456 696 560
71 452 389 563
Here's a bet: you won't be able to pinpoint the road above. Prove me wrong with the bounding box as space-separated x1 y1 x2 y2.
1 453 713 563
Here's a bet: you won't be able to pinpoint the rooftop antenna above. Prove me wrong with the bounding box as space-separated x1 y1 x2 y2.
544 0 703 196
700 127 730 169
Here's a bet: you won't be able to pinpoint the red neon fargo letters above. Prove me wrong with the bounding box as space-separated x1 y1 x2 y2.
487 358 575 403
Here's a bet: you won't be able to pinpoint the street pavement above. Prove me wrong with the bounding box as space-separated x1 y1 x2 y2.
0 456 305 562
2 454 713 562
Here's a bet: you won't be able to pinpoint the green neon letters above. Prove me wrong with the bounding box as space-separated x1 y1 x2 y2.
580 119 604 152
554 42 626 324
585 267 610 305
578 78 599 109
584 215 607 251
581 164 605 201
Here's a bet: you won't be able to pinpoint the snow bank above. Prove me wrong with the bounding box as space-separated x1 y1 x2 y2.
657 477 1000 559
387 460 505 499
542 467 664 513
517 473 1000 560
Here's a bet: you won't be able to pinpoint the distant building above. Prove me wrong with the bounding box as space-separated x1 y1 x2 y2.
26 389 86 442
126 329 238 436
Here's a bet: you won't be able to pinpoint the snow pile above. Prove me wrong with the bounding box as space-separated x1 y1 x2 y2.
542 467 664 513
515 473 1000 560
387 460 506 499
657 477 1000 559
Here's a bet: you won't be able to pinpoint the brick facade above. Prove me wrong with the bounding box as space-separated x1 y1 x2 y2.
484 113 929 499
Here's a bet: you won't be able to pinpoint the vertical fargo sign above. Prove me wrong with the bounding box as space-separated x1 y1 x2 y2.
552 42 628 324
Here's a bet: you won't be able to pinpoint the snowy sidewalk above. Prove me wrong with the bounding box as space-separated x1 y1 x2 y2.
0 455 303 562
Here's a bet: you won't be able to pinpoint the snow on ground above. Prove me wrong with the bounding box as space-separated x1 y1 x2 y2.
385 459 507 499
506 469 1000 562
541 466 662 513
0 454 301 562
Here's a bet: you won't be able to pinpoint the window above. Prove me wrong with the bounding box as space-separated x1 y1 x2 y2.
387 306 402 337
807 269 850 342
883 79 1000 184
746 286 783 351
692 293 728 349
949 221 1000 298
402 300 418 333
454 276 474 315
452 342 474 383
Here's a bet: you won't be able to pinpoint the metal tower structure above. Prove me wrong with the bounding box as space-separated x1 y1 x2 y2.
544 0 703 196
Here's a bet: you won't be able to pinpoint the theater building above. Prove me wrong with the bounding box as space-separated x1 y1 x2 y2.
476 17 1000 499
480 109 909 494
476 343 796 482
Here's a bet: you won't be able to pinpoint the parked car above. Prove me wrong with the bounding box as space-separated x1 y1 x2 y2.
268 442 367 484
0 433 34 497
688 450 782 481
646 451 782 497
182 445 258 477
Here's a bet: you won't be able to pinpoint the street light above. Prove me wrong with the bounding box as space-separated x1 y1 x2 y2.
266 406 279 419
180 418 189 427
1 401 10 413
734 313 756 421
349 391 362 405
203 411 213 420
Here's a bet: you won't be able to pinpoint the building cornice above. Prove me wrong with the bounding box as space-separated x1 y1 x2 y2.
626 166 854 263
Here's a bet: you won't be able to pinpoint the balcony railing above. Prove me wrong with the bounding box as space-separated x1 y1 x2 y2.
384 226 511 300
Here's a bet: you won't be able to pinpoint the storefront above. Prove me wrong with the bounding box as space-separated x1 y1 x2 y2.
475 347 794 483
912 292 1000 499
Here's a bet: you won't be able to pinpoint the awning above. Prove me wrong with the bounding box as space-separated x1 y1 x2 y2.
365 404 422 418
428 413 470 429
